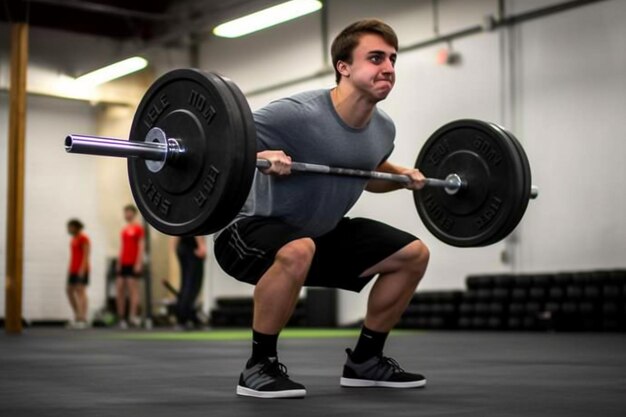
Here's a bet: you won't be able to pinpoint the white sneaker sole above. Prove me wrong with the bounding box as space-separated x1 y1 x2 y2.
236 385 306 399
340 377 427 389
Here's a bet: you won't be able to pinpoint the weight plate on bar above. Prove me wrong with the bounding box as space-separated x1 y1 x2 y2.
413 119 526 247
485 126 532 245
207 73 258 235
128 69 256 236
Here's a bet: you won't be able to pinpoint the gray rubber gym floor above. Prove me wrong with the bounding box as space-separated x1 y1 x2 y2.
1 329 625 417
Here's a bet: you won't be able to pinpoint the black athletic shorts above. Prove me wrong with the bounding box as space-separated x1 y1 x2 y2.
214 217 418 293
67 273 89 286
119 265 142 279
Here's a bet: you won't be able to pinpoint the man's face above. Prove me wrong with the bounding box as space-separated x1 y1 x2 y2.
340 33 397 101
67 225 77 236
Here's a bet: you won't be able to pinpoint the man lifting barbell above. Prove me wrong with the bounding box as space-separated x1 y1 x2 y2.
64 19 537 401
214 19 429 399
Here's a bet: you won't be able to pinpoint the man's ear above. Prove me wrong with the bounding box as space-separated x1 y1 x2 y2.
336 60 350 78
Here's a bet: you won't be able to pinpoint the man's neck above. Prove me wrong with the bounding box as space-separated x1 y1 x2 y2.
330 83 377 129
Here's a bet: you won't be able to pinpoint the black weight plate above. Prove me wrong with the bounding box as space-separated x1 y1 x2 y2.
481 124 531 245
204 73 257 234
489 127 532 244
206 73 258 235
128 69 256 236
189 72 254 235
414 119 526 247
474 123 525 245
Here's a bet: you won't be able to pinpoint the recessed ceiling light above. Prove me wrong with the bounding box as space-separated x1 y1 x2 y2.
213 0 323 38
74 56 148 87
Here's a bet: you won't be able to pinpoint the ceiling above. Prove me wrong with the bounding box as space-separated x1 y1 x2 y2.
0 0 280 43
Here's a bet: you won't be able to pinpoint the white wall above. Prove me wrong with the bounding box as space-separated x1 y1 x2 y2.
0 95 106 320
510 0 626 271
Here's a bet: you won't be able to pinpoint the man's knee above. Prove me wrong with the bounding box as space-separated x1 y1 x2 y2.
404 240 430 274
274 238 316 280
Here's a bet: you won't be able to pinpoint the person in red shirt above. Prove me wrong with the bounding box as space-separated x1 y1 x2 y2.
66 219 90 329
116 205 145 329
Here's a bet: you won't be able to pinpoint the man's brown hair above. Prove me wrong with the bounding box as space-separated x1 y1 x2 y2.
330 19 398 84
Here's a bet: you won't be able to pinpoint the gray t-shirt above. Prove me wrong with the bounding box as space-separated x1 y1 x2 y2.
234 89 395 237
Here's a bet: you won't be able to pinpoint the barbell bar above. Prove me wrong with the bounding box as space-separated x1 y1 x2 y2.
66 130 538 199
65 127 470 196
63 68 538 247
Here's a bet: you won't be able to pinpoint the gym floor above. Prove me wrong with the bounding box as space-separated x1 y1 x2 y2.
1 329 625 417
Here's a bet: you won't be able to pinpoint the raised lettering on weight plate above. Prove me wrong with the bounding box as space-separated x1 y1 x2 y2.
189 90 216 125
425 139 450 167
193 166 220 207
474 196 503 229
141 178 172 215
424 193 454 231
142 95 170 129
472 136 502 166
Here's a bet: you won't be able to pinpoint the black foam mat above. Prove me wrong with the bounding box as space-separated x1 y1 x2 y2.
1 329 625 417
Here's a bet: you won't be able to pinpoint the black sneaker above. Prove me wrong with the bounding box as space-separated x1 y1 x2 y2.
340 349 427 388
236 357 306 399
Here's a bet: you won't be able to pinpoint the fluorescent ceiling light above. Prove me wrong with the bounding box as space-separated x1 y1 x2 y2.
74 56 148 87
213 0 322 38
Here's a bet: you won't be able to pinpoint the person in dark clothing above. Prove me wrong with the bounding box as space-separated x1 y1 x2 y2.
173 236 207 327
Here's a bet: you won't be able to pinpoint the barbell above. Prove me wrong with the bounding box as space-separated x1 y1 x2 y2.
64 69 538 247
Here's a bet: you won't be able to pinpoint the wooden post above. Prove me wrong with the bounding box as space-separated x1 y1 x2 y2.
5 23 29 334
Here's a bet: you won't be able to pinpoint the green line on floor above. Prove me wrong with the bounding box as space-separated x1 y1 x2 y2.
105 328 417 341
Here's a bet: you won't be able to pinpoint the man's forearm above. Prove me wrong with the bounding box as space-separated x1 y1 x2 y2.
366 161 407 193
